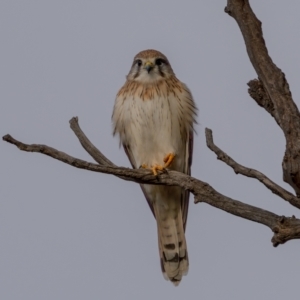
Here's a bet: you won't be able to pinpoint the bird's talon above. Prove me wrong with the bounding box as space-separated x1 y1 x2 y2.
163 153 175 168
162 168 169 174
141 160 172 176
152 167 158 176
151 164 164 176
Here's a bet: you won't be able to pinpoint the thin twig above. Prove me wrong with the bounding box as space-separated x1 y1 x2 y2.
69 116 115 167
205 128 300 209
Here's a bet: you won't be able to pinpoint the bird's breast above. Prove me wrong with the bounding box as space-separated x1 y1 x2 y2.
113 78 195 169
121 92 185 168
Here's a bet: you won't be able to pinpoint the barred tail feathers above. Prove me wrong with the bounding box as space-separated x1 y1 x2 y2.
154 200 189 286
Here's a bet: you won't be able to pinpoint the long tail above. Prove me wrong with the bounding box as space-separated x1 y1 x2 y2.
154 200 189 286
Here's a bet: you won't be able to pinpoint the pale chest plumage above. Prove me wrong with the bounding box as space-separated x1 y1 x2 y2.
112 78 195 170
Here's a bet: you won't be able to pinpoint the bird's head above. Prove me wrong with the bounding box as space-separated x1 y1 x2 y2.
127 49 175 83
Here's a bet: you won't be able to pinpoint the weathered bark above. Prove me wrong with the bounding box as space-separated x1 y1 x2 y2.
206 128 300 209
3 1 300 248
3 117 300 247
225 0 300 195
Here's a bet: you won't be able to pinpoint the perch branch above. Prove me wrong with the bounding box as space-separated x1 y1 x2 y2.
3 119 300 247
225 0 300 195
205 128 300 209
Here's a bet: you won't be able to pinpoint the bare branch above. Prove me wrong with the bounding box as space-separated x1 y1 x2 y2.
69 117 115 167
225 0 300 195
3 0 300 254
205 128 300 209
69 117 137 182
3 120 300 247
247 79 277 123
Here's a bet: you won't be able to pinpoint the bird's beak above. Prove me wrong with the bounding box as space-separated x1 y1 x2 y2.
144 61 154 73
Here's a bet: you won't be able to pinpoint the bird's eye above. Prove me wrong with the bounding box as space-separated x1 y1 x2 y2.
136 59 142 67
155 58 166 66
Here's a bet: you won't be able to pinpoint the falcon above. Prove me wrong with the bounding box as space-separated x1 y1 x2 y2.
112 49 197 285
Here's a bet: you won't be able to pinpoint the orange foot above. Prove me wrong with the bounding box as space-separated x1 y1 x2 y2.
163 153 175 168
141 163 164 176
141 153 175 176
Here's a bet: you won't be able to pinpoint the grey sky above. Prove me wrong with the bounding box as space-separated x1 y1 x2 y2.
1 1 300 299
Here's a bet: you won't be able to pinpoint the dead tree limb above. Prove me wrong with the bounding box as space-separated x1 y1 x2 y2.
206 128 300 209
69 117 115 167
225 0 300 196
3 118 300 247
3 1 300 248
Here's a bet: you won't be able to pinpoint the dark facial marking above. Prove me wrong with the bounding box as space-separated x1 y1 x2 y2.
135 59 142 67
155 58 168 66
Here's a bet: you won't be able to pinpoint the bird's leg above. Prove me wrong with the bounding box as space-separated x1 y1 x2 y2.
163 153 175 168
140 153 174 176
151 164 164 176
140 164 164 176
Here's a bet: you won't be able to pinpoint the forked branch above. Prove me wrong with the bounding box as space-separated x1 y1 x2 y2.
225 0 300 195
205 128 300 209
3 117 300 247
3 0 300 252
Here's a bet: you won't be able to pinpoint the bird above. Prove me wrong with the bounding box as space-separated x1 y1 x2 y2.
112 49 197 285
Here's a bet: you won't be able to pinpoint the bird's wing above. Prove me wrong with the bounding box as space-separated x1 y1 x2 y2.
123 143 155 216
181 130 193 231
123 129 194 222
